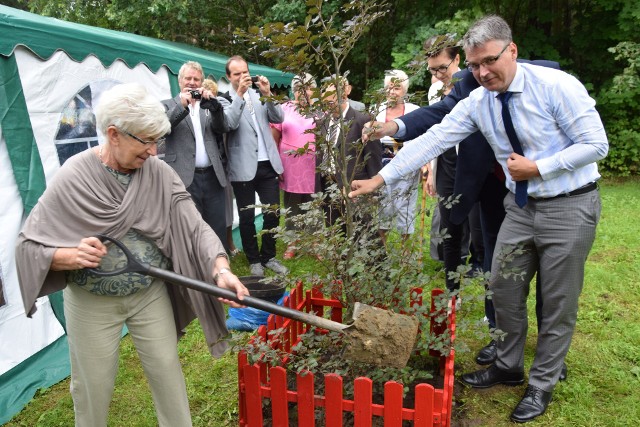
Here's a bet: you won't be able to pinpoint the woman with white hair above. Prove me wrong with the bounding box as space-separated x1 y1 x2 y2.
15 83 249 427
270 73 318 259
376 70 420 244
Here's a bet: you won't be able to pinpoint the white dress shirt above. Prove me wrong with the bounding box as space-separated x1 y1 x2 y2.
380 63 608 198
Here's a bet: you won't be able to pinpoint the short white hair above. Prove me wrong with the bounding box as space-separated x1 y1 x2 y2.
95 83 170 139
384 70 410 93
178 61 204 81
291 73 317 92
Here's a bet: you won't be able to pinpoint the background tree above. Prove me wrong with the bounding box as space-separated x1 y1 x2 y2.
21 0 639 175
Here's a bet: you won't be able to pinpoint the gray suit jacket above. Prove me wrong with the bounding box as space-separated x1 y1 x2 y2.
162 95 227 188
223 87 284 182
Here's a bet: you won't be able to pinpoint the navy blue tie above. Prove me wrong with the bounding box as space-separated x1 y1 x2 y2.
498 91 528 208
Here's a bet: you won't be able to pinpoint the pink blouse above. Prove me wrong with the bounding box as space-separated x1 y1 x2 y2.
271 102 317 194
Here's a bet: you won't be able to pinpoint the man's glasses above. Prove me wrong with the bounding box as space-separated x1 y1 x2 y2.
465 43 510 72
119 128 166 147
428 57 456 76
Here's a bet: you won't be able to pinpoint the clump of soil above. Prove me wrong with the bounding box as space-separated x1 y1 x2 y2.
345 303 420 368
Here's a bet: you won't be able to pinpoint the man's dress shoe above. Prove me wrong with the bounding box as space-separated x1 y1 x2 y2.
511 385 552 423
474 340 568 381
461 364 524 388
475 340 497 365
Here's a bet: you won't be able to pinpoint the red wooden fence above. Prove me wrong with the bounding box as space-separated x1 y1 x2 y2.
238 283 456 426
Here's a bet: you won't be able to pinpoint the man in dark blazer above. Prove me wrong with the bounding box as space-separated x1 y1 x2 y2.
162 61 229 251
363 58 562 370
316 79 382 228
222 55 287 277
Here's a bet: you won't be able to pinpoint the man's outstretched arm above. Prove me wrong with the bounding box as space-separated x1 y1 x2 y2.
348 174 386 198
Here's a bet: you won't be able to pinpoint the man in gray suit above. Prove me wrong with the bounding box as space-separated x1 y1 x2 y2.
162 61 229 251
222 55 287 276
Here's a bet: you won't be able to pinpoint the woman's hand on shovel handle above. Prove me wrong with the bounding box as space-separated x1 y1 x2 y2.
213 263 249 308
51 236 108 271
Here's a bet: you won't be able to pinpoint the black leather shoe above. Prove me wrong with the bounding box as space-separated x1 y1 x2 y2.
461 364 524 389
475 340 497 365
559 363 568 382
511 385 552 423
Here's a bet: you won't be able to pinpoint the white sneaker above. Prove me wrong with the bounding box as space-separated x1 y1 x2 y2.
249 263 265 276
263 258 288 275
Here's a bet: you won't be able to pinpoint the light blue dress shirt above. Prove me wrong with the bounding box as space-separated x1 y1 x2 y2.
380 63 609 198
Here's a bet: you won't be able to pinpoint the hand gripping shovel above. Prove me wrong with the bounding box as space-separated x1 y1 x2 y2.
89 235 419 368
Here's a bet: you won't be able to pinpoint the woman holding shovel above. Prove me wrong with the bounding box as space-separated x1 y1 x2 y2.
15 83 248 427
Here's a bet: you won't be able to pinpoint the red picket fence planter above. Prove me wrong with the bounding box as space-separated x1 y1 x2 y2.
237 282 456 427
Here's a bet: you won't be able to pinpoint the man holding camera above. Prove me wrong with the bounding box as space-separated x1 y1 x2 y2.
162 61 230 251
222 55 288 276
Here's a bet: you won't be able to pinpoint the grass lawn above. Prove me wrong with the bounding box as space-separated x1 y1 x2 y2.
5 177 639 427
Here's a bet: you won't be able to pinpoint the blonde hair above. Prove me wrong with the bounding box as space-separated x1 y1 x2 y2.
202 78 218 94
384 70 410 93
95 83 170 139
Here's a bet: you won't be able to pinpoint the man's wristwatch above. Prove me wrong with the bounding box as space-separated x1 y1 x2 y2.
213 267 231 283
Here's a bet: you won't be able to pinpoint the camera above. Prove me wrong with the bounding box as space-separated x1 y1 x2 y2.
251 76 259 83
188 89 202 100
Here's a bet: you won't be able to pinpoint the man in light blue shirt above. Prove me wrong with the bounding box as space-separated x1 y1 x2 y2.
350 15 608 423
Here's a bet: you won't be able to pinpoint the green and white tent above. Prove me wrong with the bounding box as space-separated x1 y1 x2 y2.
0 5 290 423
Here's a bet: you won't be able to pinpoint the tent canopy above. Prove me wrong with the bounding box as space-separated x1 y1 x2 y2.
0 5 291 88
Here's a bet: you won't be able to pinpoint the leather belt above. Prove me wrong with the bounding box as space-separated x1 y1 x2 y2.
529 182 597 201
194 166 213 173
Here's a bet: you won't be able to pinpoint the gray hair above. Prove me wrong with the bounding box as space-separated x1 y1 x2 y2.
291 73 317 92
95 83 170 139
178 61 204 81
462 15 512 50
384 70 410 93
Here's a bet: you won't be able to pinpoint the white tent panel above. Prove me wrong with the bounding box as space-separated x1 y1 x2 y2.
0 133 65 375
14 47 172 180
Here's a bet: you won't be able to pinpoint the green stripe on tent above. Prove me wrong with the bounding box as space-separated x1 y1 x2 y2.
0 54 46 214
0 5 292 88
0 336 70 425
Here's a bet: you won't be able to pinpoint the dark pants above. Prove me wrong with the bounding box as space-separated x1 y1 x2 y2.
468 202 485 268
438 201 467 292
187 167 228 252
283 191 314 231
232 161 280 265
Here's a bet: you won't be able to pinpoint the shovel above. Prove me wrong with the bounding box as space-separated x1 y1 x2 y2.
89 235 419 368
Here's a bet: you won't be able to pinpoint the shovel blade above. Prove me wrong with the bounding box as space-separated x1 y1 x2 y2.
343 303 419 368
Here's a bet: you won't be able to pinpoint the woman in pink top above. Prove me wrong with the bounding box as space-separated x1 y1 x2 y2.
271 74 317 259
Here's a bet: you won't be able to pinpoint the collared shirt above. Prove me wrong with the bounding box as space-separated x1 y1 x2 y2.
188 101 211 168
327 103 351 144
381 63 608 198
324 104 350 174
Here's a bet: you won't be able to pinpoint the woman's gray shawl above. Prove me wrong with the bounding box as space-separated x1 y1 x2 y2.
16 150 230 356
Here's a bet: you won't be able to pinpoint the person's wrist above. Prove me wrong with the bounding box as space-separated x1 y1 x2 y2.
213 267 231 283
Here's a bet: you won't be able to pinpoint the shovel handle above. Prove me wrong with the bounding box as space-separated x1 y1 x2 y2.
87 235 348 333
146 264 349 332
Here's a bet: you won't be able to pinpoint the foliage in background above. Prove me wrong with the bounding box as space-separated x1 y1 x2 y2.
20 0 639 175
596 41 640 176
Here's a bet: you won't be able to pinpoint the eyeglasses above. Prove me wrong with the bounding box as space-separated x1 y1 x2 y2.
428 57 456 76
119 128 166 147
465 43 510 72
